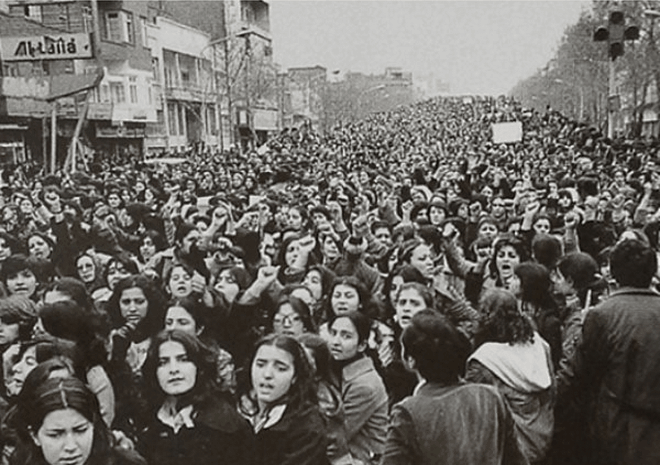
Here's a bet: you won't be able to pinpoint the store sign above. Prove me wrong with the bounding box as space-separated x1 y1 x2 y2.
0 33 93 62
96 125 145 138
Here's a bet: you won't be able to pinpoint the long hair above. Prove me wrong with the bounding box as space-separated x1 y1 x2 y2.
12 377 113 465
477 288 534 346
106 274 166 341
488 234 529 285
142 330 219 412
239 334 317 416
514 261 557 310
323 275 376 320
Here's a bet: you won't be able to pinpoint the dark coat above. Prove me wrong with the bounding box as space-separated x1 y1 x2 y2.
138 395 254 465
254 403 329 465
569 287 660 465
381 382 528 465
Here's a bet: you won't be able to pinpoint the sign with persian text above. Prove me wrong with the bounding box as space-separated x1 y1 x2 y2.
0 33 93 61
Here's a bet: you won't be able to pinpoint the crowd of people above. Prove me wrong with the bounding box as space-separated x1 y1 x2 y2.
0 94 657 465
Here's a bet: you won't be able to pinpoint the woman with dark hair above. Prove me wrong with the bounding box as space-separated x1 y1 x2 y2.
35 300 115 427
271 295 315 337
163 296 235 393
509 262 562 368
381 265 427 326
327 311 388 464
10 377 145 465
382 310 526 465
466 288 555 464
138 330 253 465
75 252 104 295
42 277 95 312
298 333 351 465
92 256 139 308
239 334 328 465
137 230 167 266
1 254 41 300
320 276 394 371
276 234 317 286
301 265 336 324
106 275 166 377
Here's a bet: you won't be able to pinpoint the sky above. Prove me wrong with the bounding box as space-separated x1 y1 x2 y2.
270 0 591 96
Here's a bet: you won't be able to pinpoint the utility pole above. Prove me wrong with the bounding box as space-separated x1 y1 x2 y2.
594 10 639 139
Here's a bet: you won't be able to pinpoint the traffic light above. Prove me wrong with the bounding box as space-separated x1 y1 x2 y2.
594 10 639 61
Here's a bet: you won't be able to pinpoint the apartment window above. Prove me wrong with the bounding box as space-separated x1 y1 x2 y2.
24 5 42 22
82 6 93 33
140 16 149 48
101 84 110 103
167 103 177 135
207 105 217 135
105 11 134 44
129 77 138 104
110 82 126 103
178 105 185 136
1 63 18 77
125 12 134 44
151 57 160 82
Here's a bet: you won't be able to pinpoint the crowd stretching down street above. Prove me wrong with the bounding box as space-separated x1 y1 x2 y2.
0 94 659 465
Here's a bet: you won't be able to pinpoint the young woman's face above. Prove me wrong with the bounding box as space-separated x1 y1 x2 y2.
321 236 339 261
409 244 434 279
76 256 96 283
34 408 93 465
156 340 197 397
169 266 193 298
478 222 498 240
107 193 121 208
106 262 130 290
395 288 427 329
9 345 37 395
331 284 361 316
302 270 323 301
165 306 199 336
6 269 37 297
533 218 552 236
251 344 296 408
119 287 148 326
428 206 446 225
19 199 33 215
496 245 521 283
272 303 305 337
284 240 300 268
28 236 52 260
329 316 365 361
0 318 19 346
140 237 157 262
214 269 240 303
286 208 303 231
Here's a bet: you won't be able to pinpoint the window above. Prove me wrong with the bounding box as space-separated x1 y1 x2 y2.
125 12 134 44
167 103 178 135
24 5 42 22
207 106 217 135
100 84 110 103
104 11 134 44
1 63 19 77
151 57 160 82
178 105 185 136
110 82 126 103
82 6 93 33
32 61 49 76
129 77 138 104
140 17 149 48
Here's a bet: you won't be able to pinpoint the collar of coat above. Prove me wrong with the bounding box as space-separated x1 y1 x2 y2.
343 355 375 383
610 287 660 298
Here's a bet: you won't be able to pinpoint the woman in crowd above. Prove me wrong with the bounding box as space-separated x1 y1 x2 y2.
1 255 40 301
75 252 103 295
327 311 388 464
382 310 526 465
106 274 166 377
466 288 555 464
509 262 562 367
163 296 235 393
271 295 315 338
11 376 146 465
239 334 329 465
139 329 253 465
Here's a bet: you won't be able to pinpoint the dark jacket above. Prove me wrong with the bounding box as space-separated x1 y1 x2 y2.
138 394 254 465
381 382 528 465
253 403 329 465
567 287 660 465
